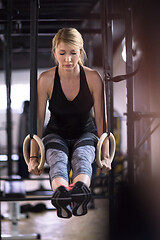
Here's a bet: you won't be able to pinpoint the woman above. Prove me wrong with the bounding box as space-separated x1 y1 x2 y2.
28 28 110 218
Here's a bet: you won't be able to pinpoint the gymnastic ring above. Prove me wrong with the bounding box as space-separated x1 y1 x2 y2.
96 132 116 169
23 134 45 170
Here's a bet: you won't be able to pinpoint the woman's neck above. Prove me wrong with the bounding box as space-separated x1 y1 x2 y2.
58 64 80 81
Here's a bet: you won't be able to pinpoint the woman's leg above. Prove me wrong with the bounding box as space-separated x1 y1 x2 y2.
46 148 69 190
73 174 91 188
71 145 96 185
51 177 69 191
71 132 98 186
46 148 72 218
43 133 70 190
43 134 72 218
70 144 96 216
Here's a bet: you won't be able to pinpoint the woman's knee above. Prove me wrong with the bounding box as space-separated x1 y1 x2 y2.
46 149 69 183
71 145 95 179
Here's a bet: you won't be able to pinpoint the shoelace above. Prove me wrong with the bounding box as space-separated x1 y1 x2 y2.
66 183 75 191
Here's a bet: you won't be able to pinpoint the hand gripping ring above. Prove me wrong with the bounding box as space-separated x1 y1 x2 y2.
96 132 116 169
23 134 45 170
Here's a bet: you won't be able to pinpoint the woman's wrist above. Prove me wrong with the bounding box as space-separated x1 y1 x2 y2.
29 156 39 162
30 156 38 159
103 154 109 160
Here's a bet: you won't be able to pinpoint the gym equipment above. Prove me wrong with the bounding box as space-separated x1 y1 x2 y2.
0 176 53 202
1 2 42 238
1 175 41 240
18 100 30 178
96 132 116 169
3 175 26 198
22 0 46 171
23 134 45 170
21 0 45 172
95 63 116 169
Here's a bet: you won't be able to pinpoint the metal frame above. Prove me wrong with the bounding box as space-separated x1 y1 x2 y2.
125 5 134 186
100 0 114 239
30 0 39 137
5 0 13 177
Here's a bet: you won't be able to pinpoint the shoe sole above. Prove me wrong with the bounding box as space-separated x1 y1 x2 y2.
71 183 91 216
51 187 72 218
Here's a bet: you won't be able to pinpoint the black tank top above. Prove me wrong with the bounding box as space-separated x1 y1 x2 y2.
43 65 97 139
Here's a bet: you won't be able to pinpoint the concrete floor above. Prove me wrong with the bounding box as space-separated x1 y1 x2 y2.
1 178 109 240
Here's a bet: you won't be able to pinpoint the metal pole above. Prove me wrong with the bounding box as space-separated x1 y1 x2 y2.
125 6 134 186
101 0 114 239
5 0 13 176
30 0 39 136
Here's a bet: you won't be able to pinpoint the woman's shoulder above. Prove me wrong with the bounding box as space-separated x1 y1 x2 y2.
38 66 57 82
82 65 103 87
38 66 57 98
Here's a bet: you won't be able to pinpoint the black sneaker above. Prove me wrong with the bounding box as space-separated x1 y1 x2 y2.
51 186 72 218
70 181 91 216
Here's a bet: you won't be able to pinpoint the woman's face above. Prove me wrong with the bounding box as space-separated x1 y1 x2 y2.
54 41 81 70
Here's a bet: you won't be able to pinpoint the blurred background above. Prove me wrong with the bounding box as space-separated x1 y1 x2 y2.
0 0 160 239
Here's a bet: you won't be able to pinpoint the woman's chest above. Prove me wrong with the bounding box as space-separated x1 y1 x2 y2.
60 78 80 102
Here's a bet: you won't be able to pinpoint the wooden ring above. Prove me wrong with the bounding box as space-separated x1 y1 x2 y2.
23 134 45 170
96 132 116 169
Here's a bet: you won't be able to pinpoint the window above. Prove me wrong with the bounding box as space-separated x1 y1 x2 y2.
0 84 30 112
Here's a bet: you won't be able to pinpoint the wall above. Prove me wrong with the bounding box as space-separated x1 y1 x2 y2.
0 68 49 155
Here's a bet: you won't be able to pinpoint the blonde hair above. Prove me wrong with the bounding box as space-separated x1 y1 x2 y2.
52 28 86 65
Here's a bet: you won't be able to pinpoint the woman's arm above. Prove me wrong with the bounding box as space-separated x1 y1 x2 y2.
89 70 110 173
28 72 49 175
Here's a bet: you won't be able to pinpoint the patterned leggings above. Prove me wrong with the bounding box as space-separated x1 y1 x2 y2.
42 132 98 183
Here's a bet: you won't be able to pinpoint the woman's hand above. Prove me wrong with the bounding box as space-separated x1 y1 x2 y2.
101 156 112 173
28 158 43 176
101 137 111 173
